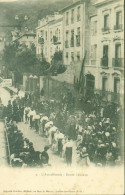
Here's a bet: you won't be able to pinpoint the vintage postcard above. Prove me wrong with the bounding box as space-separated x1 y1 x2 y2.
0 0 124 194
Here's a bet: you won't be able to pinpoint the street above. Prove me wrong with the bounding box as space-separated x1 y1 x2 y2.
18 122 78 168
0 86 78 168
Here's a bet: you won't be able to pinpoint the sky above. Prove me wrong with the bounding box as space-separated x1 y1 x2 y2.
0 0 18 2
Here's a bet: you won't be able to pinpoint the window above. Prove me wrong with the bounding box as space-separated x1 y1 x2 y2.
50 47 52 58
41 30 44 37
71 9 74 23
50 31 52 42
45 31 47 40
66 52 68 58
113 44 122 67
77 51 80 61
91 44 97 65
58 29 60 40
71 29 74 47
45 47 47 56
71 52 74 61
77 6 81 21
114 78 120 93
102 77 108 91
65 31 69 48
91 21 97 35
103 14 109 31
115 44 121 58
115 11 122 30
76 27 80 46
101 45 108 67
66 12 69 25
103 45 108 57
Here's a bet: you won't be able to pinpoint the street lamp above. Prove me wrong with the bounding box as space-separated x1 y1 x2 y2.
15 15 29 32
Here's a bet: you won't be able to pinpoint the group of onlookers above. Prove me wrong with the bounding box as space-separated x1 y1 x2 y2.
2 88 123 167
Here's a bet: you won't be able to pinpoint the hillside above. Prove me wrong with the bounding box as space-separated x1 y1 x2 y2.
0 0 72 38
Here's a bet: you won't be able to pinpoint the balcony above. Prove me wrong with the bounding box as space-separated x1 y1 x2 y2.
112 58 123 68
76 35 80 47
70 39 74 47
114 24 122 31
38 37 44 44
102 27 110 32
65 40 69 48
91 60 96 65
101 57 108 68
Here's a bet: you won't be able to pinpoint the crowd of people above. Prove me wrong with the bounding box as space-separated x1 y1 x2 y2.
1 88 123 167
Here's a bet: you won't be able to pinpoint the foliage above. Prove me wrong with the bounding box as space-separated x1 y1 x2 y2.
2 42 50 79
50 51 66 75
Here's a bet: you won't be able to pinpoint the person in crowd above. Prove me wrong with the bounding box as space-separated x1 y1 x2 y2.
64 138 73 166
40 146 50 165
28 108 36 129
24 106 31 124
77 147 90 167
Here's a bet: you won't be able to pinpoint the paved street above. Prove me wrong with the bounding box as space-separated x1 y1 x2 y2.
0 86 78 168
18 122 78 168
0 87 11 106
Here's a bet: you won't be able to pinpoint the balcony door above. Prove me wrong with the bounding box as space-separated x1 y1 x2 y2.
104 14 109 29
102 77 108 91
103 45 108 57
115 44 121 59
116 11 122 26
114 78 120 93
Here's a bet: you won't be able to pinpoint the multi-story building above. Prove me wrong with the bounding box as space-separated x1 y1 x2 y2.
84 0 124 104
36 13 63 63
60 0 96 79
13 32 36 48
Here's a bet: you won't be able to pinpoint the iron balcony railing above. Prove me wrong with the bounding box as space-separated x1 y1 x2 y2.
114 24 122 30
101 57 108 67
102 27 110 32
38 37 44 44
112 58 123 68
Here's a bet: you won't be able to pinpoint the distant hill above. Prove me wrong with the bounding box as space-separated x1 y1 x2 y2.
0 0 73 40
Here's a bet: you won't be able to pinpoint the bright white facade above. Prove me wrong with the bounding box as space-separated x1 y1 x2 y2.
36 13 63 63
84 0 124 102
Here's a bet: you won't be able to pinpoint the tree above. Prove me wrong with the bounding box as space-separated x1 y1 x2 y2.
50 51 66 75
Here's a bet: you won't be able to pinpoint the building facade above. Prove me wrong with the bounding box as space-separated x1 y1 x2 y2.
36 13 63 63
13 33 36 48
84 0 124 104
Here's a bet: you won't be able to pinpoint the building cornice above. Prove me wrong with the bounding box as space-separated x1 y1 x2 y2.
59 0 88 13
94 0 121 7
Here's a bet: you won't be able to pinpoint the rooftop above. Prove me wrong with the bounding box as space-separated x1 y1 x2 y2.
59 0 89 13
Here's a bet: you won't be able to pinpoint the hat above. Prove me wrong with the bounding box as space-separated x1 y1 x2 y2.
105 132 110 137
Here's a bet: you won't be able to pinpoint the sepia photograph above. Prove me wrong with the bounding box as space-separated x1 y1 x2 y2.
0 0 124 194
